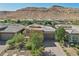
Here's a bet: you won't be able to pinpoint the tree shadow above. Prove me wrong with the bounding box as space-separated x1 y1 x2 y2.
43 38 56 47
0 40 6 45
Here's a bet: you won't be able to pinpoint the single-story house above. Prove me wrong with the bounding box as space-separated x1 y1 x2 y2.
0 23 25 44
25 24 55 40
55 24 79 45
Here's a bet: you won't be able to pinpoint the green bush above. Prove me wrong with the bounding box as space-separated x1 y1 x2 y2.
31 47 44 56
25 42 32 50
75 45 79 49
55 27 68 46
7 33 25 49
77 51 79 55
25 31 44 56
7 38 16 49
31 31 43 49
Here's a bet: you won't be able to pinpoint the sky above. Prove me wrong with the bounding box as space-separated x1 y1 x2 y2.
0 3 79 11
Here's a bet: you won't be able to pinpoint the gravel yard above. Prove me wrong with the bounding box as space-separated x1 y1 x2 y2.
64 47 77 56
3 50 32 56
0 45 8 56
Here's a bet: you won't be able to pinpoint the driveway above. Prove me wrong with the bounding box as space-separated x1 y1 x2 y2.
43 39 66 56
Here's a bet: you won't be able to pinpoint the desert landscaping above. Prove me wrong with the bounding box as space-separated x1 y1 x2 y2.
0 4 79 56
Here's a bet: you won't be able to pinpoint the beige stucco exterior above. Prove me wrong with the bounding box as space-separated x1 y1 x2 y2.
0 33 15 41
25 24 55 40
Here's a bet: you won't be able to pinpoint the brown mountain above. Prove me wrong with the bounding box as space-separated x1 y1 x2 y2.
0 5 79 21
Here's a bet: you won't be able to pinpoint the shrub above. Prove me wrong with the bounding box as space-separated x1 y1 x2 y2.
25 42 32 50
55 27 66 42
25 31 44 56
77 51 79 55
31 31 43 49
55 27 68 46
75 45 79 49
31 47 44 56
7 33 25 49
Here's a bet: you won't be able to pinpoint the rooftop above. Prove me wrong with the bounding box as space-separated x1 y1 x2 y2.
26 24 55 32
55 24 79 34
0 23 25 33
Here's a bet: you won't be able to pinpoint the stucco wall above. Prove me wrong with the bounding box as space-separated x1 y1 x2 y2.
0 33 15 41
44 31 54 40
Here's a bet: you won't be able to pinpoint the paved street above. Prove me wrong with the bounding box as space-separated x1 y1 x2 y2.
43 39 66 56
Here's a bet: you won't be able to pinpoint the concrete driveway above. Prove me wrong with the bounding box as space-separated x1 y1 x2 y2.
43 39 66 56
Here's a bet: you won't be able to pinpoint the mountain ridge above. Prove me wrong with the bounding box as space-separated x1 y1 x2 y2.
0 5 79 21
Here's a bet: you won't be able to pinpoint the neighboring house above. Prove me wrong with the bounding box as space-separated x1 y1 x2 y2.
0 23 25 44
25 24 55 40
55 24 79 45
66 25 79 45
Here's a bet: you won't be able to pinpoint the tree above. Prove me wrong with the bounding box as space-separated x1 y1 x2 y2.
7 33 25 50
55 27 66 45
43 20 52 26
26 20 33 25
25 31 44 55
31 31 43 50
30 31 44 56
16 20 21 23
